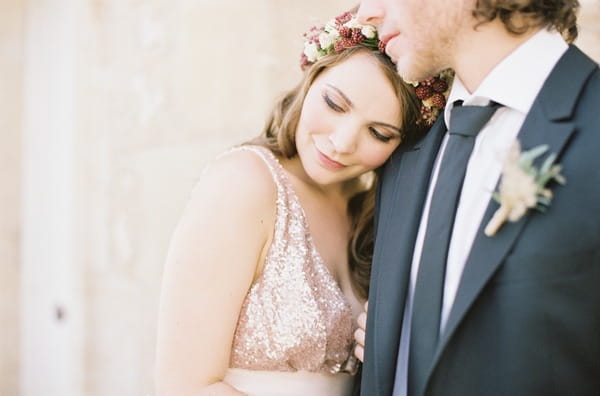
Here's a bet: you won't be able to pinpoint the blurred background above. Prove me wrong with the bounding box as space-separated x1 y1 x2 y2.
1 1 598 395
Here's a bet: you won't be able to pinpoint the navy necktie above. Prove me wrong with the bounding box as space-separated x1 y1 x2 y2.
408 101 501 396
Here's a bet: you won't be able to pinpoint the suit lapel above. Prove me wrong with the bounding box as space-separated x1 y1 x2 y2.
372 118 446 395
428 46 598 380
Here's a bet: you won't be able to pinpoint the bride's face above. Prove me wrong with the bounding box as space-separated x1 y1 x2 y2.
295 51 403 188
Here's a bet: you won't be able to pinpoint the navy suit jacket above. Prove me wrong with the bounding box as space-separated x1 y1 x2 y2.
358 46 600 396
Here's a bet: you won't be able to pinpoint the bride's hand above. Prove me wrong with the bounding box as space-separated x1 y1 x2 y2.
353 301 368 362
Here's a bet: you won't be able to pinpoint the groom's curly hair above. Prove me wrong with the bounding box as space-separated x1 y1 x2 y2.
473 0 579 43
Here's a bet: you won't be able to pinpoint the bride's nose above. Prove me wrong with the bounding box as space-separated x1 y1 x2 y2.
329 126 359 154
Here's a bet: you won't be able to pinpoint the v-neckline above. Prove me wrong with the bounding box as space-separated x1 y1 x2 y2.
261 148 354 310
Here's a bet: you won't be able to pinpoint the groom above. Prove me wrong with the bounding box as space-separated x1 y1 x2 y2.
354 0 600 395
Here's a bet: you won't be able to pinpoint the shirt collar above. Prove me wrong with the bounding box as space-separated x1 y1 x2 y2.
444 28 568 126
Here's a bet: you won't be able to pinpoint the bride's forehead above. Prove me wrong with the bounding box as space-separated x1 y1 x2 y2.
312 55 397 102
313 56 390 93
323 52 383 79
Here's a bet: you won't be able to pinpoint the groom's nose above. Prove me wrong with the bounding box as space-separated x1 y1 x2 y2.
356 0 384 27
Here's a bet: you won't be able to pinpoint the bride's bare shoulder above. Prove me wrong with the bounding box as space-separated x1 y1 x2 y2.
189 147 277 215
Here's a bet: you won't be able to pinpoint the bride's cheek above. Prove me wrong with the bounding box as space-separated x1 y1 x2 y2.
360 147 395 168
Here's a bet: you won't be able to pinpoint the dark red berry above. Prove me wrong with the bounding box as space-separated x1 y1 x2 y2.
431 78 448 93
336 12 353 25
300 54 310 70
430 92 446 108
415 85 434 100
351 29 365 44
339 26 352 38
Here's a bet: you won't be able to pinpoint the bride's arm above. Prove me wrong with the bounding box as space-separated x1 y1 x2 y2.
155 151 276 396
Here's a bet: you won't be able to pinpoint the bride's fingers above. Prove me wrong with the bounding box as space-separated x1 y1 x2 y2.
355 305 368 363
354 344 364 362
354 327 365 346
357 311 367 330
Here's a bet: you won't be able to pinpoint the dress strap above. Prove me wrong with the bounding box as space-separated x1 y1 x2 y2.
223 145 294 282
225 145 289 193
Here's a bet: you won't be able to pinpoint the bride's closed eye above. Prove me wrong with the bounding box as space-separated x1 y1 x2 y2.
323 92 345 112
369 127 393 143
323 88 397 143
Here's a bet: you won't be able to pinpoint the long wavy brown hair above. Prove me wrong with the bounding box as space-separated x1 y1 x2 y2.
246 46 425 299
473 0 579 43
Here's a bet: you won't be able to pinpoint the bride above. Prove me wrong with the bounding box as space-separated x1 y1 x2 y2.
155 9 445 396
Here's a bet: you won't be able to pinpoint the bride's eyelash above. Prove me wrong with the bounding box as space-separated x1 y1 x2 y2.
322 93 344 112
322 92 394 143
369 127 392 143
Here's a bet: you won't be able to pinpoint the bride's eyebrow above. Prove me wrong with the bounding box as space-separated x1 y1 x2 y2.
373 121 402 135
326 84 354 108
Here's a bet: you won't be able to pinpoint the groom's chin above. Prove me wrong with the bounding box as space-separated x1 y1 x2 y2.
395 61 424 85
395 59 441 85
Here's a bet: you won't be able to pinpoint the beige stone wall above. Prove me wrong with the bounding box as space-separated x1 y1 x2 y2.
579 0 600 62
3 1 600 395
0 1 24 395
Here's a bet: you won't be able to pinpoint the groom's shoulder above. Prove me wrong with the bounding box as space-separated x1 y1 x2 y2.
572 51 600 121
576 45 600 87
566 45 599 89
563 49 600 162
546 45 600 122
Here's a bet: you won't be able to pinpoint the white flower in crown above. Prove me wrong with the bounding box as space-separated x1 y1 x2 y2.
300 11 380 71
303 41 320 63
319 31 338 50
361 25 377 39
484 140 566 237
324 18 338 34
343 17 362 29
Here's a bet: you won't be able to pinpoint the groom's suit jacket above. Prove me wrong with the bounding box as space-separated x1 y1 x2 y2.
359 46 600 396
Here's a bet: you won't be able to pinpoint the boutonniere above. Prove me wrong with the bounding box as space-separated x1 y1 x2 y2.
484 140 566 237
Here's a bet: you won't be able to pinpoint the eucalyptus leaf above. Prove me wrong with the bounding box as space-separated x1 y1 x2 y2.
519 145 548 167
540 153 557 175
537 196 551 206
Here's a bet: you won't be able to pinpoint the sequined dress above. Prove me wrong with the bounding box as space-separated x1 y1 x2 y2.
222 146 356 396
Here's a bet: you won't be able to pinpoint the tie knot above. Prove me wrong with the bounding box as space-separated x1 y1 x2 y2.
448 102 500 138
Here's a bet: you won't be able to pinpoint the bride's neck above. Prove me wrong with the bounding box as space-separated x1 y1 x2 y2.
280 155 350 202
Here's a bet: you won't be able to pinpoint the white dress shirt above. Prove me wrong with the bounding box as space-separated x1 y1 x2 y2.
393 29 568 396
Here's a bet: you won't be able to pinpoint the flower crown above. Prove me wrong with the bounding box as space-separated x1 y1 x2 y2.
300 11 453 127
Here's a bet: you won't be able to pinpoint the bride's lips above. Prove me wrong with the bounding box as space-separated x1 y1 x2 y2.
316 148 346 170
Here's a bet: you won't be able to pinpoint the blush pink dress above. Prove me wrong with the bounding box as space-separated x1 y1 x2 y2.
222 146 357 396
